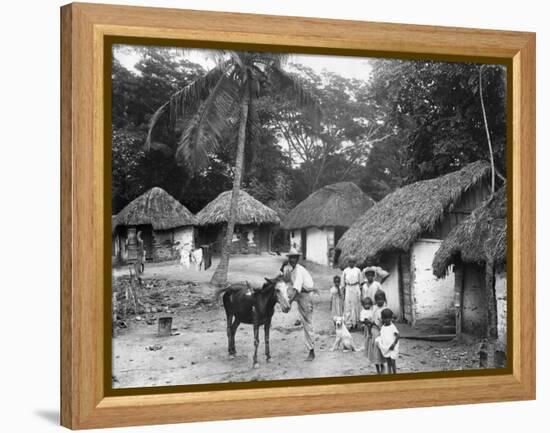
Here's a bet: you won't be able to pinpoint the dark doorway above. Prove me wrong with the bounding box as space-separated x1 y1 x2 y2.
301 228 307 260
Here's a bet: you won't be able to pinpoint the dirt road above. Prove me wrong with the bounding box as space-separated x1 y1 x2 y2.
112 256 482 388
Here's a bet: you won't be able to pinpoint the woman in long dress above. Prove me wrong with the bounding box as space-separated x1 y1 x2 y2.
342 256 363 330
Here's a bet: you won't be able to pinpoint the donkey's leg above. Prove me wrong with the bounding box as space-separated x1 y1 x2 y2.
226 313 234 357
253 324 260 368
229 319 240 358
264 319 272 362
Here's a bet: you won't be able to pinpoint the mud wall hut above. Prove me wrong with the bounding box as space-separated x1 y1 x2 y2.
195 190 280 254
282 182 375 266
337 162 492 332
113 187 197 263
432 187 507 348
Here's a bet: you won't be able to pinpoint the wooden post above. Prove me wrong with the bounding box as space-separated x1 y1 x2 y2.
485 260 498 340
480 259 498 367
453 262 464 339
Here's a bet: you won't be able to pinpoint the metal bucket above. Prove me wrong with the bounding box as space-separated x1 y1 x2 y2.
157 316 173 337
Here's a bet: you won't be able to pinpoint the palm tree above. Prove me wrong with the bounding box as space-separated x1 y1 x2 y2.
146 51 320 285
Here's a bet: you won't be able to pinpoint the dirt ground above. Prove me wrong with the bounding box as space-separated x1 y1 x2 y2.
112 255 483 388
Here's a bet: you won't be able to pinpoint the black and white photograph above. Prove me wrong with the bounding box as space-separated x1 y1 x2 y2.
110 45 508 389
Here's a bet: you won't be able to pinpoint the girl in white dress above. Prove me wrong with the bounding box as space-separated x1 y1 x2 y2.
375 308 400 374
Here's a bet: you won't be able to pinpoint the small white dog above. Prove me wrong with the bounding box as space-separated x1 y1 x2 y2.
330 316 359 352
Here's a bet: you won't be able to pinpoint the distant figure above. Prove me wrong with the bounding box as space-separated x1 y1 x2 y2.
342 256 363 330
202 245 212 271
136 231 145 274
179 243 191 269
192 247 203 271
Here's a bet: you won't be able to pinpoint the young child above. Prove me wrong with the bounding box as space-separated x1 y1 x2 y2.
368 290 388 374
329 275 344 319
375 308 400 374
360 296 374 359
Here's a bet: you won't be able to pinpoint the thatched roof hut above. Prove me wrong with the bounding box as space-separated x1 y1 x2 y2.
337 161 491 264
282 182 375 230
432 186 507 278
196 190 280 226
113 187 197 230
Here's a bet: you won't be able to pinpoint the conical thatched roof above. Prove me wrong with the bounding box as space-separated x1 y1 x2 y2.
196 190 280 226
337 161 491 265
432 186 506 278
282 182 375 230
113 187 197 230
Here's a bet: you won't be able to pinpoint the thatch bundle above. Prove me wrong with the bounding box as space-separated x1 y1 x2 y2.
337 161 491 265
113 187 197 230
432 186 506 278
282 182 375 230
196 190 280 226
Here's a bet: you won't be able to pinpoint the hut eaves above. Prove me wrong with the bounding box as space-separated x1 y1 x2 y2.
282 182 375 230
196 190 280 226
336 161 491 264
432 186 506 278
113 187 197 231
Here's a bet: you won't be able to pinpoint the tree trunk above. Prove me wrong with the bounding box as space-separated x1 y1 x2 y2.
210 87 250 285
479 67 496 193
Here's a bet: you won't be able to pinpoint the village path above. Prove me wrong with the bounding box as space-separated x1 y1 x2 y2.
112 255 482 389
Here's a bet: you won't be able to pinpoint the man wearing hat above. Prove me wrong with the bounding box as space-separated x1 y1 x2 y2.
280 248 316 361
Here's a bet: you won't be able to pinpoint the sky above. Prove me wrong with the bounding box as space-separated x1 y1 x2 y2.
113 44 374 81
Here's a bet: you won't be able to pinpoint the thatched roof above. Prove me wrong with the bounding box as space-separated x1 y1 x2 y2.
196 190 280 226
336 161 491 265
282 182 375 230
432 186 506 278
113 187 197 230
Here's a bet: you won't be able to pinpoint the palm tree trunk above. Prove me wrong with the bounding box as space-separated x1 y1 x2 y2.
210 87 250 285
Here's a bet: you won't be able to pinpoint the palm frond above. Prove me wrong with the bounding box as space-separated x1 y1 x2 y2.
176 74 240 171
145 60 232 150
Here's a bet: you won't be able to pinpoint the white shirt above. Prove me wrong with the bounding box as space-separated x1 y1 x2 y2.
362 281 382 302
284 263 314 293
341 267 362 286
360 308 373 322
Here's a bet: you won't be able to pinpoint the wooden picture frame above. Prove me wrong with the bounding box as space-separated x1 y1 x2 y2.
61 2 536 429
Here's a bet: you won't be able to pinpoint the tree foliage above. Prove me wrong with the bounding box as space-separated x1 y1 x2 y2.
112 47 507 224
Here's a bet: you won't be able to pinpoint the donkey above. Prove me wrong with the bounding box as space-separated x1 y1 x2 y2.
216 276 291 368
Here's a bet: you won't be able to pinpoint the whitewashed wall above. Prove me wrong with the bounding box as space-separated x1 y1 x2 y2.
174 226 195 251
495 270 507 350
412 239 455 330
305 227 333 266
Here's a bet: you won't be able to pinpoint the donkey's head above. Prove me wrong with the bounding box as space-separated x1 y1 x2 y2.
264 276 291 313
